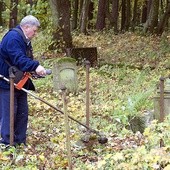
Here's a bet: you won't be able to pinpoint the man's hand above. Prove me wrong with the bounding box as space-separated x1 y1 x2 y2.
35 65 46 76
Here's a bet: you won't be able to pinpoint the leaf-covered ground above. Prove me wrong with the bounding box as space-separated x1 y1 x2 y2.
1 31 170 169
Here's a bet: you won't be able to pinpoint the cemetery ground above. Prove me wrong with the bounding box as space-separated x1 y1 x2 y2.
1 30 170 169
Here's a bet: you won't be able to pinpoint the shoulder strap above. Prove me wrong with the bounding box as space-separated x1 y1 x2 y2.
12 28 33 58
12 28 30 45
3 28 33 66
4 59 11 66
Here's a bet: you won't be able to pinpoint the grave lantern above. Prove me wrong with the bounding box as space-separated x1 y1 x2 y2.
154 78 170 122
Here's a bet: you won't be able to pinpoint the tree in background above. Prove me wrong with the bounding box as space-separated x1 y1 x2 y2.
121 0 131 31
79 0 91 33
72 0 94 32
26 0 33 7
96 0 106 31
72 0 79 30
88 1 94 29
0 0 5 26
9 0 18 28
131 0 139 31
1 0 170 53
111 0 119 33
141 0 148 23
157 0 170 35
121 0 126 31
49 0 72 50
144 0 159 33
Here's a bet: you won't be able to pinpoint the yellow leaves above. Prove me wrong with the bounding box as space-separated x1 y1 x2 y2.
97 153 124 169
54 155 68 168
50 133 66 144
104 153 112 160
68 105 78 112
30 168 38 170
143 127 150 136
97 159 107 169
112 152 124 162
17 36 170 169
164 165 170 170
39 154 45 161
0 152 9 161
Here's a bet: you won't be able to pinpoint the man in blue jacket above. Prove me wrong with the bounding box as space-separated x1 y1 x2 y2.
0 15 47 146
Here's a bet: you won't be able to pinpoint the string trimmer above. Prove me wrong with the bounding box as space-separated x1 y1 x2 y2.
0 74 108 144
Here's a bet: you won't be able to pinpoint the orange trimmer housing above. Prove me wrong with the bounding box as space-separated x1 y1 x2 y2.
15 72 31 90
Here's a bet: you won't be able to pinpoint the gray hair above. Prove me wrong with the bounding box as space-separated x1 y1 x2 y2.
20 15 40 27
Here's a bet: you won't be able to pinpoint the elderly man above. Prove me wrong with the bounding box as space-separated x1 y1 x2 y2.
0 15 46 146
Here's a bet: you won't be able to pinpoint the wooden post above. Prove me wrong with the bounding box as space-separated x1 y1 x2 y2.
9 69 15 146
159 77 165 122
61 86 72 169
85 60 90 128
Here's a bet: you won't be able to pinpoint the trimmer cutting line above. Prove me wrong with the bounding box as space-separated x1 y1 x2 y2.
0 74 108 144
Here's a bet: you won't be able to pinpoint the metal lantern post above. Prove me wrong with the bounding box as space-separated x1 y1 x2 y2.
9 68 15 146
85 60 90 128
61 86 72 169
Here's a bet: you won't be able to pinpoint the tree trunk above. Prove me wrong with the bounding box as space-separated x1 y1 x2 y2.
88 1 94 28
26 0 33 7
112 0 119 33
72 0 79 30
125 0 131 31
141 0 148 23
144 0 159 33
96 0 106 31
80 0 90 33
9 0 18 28
160 0 164 14
121 0 126 31
0 1 5 26
157 0 170 35
105 1 113 28
49 0 72 50
79 0 84 25
132 0 138 31
147 0 152 17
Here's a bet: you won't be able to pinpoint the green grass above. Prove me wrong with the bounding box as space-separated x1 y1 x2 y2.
1 30 170 169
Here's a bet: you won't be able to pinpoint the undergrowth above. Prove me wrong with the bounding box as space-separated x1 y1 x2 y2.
1 31 170 169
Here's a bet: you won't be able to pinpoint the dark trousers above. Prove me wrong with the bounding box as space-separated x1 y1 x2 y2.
0 88 28 145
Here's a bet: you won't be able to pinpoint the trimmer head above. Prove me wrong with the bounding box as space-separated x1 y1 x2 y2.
81 131 108 144
98 136 108 144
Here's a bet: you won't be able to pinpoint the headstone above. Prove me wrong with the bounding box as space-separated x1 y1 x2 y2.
65 47 97 66
53 57 78 93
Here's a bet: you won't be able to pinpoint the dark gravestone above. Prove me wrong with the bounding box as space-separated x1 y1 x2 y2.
66 47 97 66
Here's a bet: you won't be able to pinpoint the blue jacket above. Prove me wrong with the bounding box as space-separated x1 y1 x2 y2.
0 26 39 89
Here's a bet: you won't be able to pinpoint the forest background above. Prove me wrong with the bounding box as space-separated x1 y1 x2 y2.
1 0 170 169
